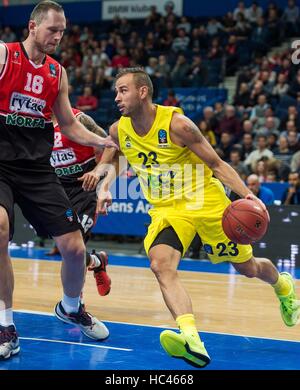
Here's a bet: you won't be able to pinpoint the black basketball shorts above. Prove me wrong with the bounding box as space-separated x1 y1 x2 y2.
0 163 81 240
64 184 97 239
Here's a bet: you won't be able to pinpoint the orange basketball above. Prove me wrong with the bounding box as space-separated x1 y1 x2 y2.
222 199 269 245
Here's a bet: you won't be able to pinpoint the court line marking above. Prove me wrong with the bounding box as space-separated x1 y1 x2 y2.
19 337 133 351
15 309 300 344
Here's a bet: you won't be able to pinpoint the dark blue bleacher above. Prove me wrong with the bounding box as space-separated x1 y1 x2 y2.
236 40 253 67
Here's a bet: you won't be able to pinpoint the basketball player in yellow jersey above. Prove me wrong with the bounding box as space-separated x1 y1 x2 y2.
96 68 299 368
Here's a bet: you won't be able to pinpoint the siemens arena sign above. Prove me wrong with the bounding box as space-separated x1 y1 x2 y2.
102 0 183 20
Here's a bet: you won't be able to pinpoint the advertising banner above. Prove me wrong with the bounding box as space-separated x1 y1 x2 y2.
92 177 151 236
102 0 183 20
157 88 228 122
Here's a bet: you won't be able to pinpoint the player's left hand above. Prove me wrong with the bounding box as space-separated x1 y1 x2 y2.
245 193 270 222
78 171 100 191
96 189 112 216
100 135 119 149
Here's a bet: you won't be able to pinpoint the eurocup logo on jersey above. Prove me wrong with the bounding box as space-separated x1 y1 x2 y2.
158 129 170 148
158 129 167 143
49 63 57 77
9 92 46 116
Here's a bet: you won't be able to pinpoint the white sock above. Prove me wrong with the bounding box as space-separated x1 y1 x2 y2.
0 308 14 327
89 254 101 269
62 294 80 314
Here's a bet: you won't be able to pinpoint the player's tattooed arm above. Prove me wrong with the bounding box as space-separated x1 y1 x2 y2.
180 118 205 144
170 113 207 150
77 113 107 138
170 113 251 198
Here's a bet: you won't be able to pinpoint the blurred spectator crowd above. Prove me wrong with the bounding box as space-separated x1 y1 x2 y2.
1 0 300 204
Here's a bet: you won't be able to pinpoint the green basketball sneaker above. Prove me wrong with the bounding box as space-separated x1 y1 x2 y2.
276 272 300 327
160 330 210 368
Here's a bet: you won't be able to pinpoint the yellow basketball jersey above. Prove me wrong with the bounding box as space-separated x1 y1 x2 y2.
118 104 213 207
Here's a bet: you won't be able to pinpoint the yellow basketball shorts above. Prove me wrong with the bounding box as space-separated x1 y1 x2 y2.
144 179 253 264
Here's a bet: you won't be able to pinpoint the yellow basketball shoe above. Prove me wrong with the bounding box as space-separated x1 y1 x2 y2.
276 272 300 327
160 330 210 368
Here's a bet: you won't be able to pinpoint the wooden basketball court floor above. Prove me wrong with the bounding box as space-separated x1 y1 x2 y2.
1 247 300 370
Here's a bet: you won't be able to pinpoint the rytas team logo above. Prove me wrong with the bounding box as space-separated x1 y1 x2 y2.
65 208 74 222
9 92 46 116
12 51 20 64
50 148 76 167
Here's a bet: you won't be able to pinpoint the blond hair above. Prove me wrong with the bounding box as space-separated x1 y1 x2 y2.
30 1 64 25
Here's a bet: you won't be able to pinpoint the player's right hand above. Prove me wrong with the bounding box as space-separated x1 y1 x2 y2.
245 193 270 222
96 189 112 216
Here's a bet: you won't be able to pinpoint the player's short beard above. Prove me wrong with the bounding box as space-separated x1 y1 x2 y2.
35 35 57 55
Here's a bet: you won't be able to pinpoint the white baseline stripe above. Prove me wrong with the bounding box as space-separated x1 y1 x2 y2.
19 337 132 351
15 309 300 345
15 309 55 316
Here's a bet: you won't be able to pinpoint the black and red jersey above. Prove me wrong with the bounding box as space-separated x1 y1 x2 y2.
51 108 96 183
0 42 62 163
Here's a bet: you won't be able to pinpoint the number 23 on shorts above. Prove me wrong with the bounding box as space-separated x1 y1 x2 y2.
203 241 239 257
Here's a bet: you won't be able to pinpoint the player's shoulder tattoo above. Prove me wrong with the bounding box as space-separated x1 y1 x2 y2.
78 113 107 137
181 118 204 143
78 112 96 129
